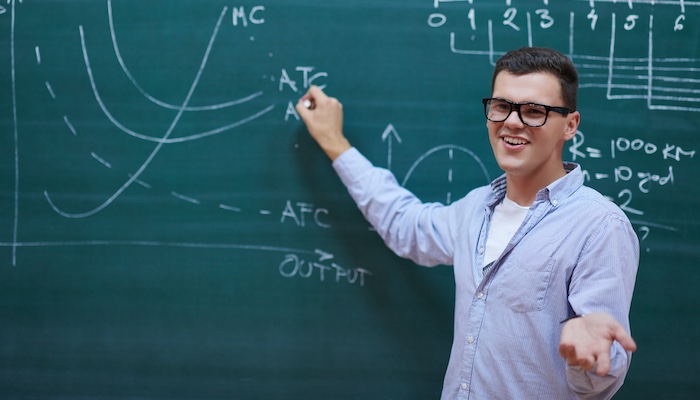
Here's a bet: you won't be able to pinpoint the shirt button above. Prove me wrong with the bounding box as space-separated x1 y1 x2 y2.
552 199 559 206
478 246 484 254
467 336 475 344
461 383 468 390
476 291 484 299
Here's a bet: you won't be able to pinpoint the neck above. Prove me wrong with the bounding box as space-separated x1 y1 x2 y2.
505 165 567 206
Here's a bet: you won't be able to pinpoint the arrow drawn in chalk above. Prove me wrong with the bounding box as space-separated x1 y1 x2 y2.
315 249 334 262
381 123 402 171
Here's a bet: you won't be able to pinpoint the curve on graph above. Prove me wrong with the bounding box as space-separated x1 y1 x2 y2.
45 7 229 218
82 25 275 144
400 144 491 187
107 0 261 112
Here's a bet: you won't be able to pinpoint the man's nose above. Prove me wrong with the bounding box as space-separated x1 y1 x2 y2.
503 107 525 128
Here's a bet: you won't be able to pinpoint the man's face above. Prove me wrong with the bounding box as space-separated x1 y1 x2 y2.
487 71 580 183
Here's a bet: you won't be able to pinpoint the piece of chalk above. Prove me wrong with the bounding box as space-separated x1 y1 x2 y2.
303 99 312 109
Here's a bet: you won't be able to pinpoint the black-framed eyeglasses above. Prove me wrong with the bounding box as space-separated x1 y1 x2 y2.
482 97 571 127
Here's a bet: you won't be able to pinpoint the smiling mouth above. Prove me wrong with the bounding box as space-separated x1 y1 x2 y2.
502 136 529 146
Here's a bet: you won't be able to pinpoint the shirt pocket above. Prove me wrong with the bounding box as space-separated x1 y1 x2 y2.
495 256 556 313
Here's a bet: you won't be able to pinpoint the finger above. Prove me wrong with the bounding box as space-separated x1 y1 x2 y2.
560 346 587 369
307 84 326 99
595 351 611 376
302 85 326 108
303 98 315 110
297 86 328 115
295 99 311 120
558 343 573 359
296 96 320 120
296 98 313 116
613 326 638 353
578 354 596 371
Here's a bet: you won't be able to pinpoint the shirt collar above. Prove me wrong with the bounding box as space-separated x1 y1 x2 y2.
488 162 583 207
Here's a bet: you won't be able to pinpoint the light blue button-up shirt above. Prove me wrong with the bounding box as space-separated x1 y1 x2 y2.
333 148 639 399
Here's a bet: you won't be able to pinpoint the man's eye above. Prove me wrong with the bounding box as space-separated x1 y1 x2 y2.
525 106 546 115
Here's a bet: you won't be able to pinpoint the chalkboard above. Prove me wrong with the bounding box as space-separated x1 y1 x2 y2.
1 1 698 398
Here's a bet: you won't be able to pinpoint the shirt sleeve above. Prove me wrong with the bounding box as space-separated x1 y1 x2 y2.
332 147 456 267
565 211 640 397
565 342 628 397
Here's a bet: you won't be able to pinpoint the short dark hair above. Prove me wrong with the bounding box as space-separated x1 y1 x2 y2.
492 47 578 111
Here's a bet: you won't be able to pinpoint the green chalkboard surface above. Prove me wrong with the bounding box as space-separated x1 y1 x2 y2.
1 1 699 398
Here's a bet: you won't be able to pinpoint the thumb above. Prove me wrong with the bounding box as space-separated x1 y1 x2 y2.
612 325 637 353
295 98 311 120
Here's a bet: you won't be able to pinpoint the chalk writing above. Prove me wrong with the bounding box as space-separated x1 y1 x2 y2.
2 0 697 271
280 66 329 121
569 129 693 246
231 5 265 27
279 254 372 287
428 0 700 112
280 201 332 228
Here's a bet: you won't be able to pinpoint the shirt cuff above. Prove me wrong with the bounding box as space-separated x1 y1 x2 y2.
566 342 628 394
332 147 375 187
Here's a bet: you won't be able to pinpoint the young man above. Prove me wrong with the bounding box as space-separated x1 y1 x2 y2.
296 47 639 399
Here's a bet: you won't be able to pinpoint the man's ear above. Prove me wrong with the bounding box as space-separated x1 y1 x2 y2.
563 111 581 141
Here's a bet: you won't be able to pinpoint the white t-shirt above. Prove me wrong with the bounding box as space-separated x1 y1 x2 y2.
483 196 530 269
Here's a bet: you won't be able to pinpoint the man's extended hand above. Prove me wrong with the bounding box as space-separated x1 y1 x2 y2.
296 86 351 161
559 312 637 376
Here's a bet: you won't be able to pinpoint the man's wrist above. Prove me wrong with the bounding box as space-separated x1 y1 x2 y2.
322 138 351 161
560 314 584 324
